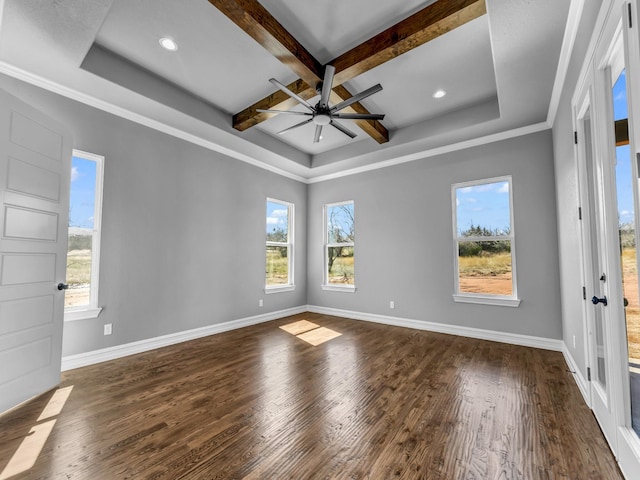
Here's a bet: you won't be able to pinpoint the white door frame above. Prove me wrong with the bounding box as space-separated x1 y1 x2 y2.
574 1 640 476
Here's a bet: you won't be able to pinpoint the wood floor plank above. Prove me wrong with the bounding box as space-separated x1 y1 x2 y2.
0 313 625 479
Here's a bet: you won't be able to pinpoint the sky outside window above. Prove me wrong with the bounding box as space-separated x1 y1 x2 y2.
69 156 96 229
266 201 289 237
613 70 633 225
456 180 510 235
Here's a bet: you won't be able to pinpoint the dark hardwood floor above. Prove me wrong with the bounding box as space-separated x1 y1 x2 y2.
0 313 624 479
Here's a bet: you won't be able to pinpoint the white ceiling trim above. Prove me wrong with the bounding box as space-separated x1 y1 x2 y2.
0 62 550 186
548 0 587 126
0 60 309 183
307 122 551 184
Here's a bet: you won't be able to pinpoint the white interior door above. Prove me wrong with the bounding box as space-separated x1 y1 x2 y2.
0 88 71 413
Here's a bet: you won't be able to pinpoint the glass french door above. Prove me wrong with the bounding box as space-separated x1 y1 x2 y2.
611 62 640 438
576 85 619 448
583 3 640 475
575 3 640 475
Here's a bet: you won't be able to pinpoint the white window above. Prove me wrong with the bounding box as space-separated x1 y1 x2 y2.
265 198 294 292
452 176 520 307
323 201 355 291
65 150 104 320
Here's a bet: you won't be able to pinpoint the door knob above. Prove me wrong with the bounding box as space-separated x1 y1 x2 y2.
57 283 69 291
591 295 608 306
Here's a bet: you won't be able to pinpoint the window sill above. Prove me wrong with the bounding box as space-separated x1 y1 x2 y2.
322 284 356 293
452 294 521 307
64 307 103 322
264 285 296 294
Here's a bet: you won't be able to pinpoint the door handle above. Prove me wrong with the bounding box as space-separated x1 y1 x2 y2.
591 295 608 306
57 283 69 291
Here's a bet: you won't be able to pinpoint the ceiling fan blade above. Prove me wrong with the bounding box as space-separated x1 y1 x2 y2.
330 119 357 139
333 113 385 120
314 124 323 143
277 117 314 135
330 84 383 113
269 78 315 111
319 65 335 109
257 109 312 116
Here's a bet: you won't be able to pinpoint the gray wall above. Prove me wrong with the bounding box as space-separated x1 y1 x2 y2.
551 1 604 377
0 74 307 356
0 68 567 359
308 130 563 339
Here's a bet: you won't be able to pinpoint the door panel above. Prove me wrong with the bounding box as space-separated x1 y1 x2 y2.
7 157 61 202
0 295 54 334
4 206 59 241
0 88 71 414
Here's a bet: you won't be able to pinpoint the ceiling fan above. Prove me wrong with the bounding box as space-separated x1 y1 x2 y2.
258 65 385 143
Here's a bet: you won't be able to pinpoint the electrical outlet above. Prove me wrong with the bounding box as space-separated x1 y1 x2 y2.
389 300 395 309
259 299 263 307
104 323 112 336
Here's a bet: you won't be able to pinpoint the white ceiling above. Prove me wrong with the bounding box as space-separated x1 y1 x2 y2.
0 0 572 180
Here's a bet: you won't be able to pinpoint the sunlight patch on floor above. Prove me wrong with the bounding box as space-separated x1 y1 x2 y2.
279 320 319 335
37 386 73 422
0 386 73 480
297 327 342 346
280 320 342 346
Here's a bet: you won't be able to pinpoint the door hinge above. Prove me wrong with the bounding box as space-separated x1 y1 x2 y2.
582 286 586 300
574 131 578 144
629 3 633 28
587 367 591 381
578 206 582 220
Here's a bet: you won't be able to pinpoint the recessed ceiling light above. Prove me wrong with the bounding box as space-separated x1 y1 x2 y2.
433 89 446 99
159 37 178 52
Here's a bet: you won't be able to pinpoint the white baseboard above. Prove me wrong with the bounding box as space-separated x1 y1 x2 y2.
618 426 640 480
61 306 307 371
562 344 590 407
306 305 564 351
63 305 565 371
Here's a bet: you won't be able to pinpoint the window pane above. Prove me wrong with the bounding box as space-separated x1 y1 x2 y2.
327 203 354 244
266 245 289 286
328 246 354 285
458 240 512 295
66 231 92 307
456 181 510 236
612 68 640 435
69 157 96 229
67 155 97 309
266 201 288 241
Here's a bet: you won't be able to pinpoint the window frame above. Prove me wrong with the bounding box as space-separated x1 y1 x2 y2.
322 200 356 292
265 197 295 293
65 149 104 321
452 176 520 307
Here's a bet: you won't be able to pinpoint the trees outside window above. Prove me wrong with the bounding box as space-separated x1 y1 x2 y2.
324 201 355 289
453 177 519 306
65 150 104 319
266 198 294 291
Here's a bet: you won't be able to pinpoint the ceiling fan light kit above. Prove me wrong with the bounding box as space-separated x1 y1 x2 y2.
257 65 385 143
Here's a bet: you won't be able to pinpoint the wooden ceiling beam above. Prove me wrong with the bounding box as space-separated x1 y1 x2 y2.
210 0 389 143
225 0 486 143
207 0 322 87
233 79 314 131
331 0 487 85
